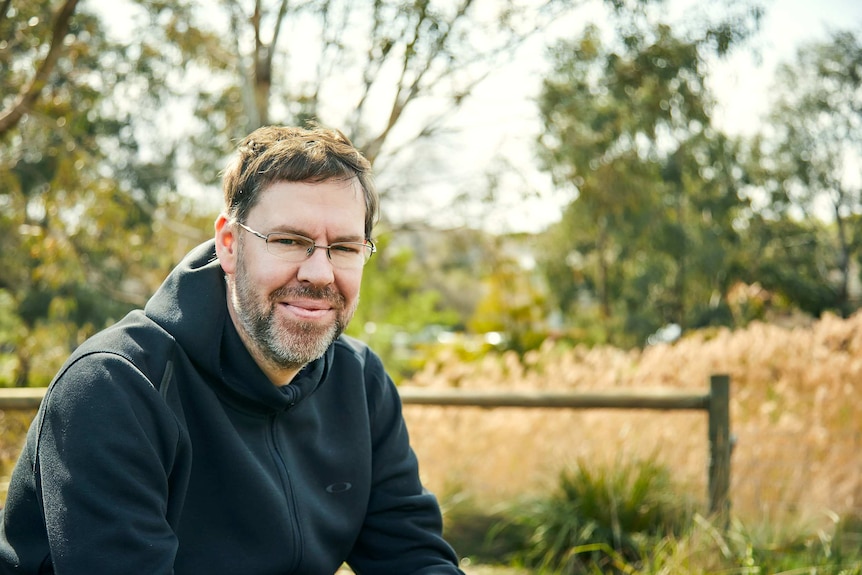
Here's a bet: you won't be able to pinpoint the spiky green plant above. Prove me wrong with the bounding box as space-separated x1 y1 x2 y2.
505 458 694 574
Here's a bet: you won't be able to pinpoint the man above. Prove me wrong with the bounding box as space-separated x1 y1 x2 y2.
0 125 465 574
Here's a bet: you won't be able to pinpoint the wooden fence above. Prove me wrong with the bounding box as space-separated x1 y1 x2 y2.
0 374 731 515
397 374 732 516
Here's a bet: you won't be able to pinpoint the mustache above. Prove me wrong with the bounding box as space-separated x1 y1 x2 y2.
270 284 345 307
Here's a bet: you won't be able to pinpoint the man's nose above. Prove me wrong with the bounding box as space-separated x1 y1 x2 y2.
296 246 335 285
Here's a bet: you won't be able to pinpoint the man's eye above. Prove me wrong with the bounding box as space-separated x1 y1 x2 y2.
332 244 360 254
272 236 309 247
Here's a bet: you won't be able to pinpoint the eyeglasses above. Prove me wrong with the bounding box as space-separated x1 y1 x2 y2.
236 222 376 269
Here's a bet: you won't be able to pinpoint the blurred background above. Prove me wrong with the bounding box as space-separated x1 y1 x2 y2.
3 0 862 386
4 1 862 571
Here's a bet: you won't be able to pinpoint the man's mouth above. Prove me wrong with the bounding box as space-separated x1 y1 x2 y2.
280 299 334 320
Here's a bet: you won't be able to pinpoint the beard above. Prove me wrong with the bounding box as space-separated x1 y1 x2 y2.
229 255 357 372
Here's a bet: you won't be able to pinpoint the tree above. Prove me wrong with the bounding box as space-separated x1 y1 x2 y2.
467 236 548 354
536 4 760 346
2 0 755 383
3 0 577 385
0 2 212 386
114 0 576 195
754 30 862 316
0 0 79 135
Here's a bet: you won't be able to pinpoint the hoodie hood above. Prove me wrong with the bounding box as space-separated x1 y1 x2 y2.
144 240 330 414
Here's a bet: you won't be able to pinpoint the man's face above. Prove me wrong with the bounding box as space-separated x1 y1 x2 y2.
216 178 367 378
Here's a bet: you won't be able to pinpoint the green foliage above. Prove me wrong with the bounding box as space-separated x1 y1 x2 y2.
536 13 757 347
536 9 862 346
0 1 213 386
747 30 862 318
2 0 860 387
501 458 694 574
443 480 862 574
467 236 549 355
345 232 462 381
347 228 553 380
633 513 862 574
1 0 588 386
0 290 26 386
442 496 531 567
735 214 841 318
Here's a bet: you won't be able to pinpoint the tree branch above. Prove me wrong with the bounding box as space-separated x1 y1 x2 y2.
0 0 13 23
0 0 80 136
359 0 560 164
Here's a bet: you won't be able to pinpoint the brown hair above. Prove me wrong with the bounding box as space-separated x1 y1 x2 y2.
222 125 378 238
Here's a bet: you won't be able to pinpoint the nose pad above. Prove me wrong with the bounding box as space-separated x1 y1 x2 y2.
297 246 335 284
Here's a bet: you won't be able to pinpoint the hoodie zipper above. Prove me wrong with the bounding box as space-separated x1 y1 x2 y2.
269 412 303 572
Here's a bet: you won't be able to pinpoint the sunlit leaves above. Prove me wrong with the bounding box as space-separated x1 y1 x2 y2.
536 12 755 346
0 0 213 386
747 30 862 316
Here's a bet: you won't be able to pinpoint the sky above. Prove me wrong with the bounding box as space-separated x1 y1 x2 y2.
709 0 862 136
428 0 862 234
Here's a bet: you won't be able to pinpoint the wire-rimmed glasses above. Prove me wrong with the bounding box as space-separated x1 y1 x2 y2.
236 222 376 270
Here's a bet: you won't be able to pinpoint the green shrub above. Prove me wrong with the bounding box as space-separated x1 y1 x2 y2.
502 458 694 574
443 487 862 575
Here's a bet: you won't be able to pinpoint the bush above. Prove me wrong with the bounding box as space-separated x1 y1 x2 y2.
501 458 694 574
441 481 862 574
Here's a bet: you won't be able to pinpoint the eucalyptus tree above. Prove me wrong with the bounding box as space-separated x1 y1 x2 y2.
0 0 79 134
0 0 594 385
754 30 862 316
0 1 211 386
117 0 576 193
536 4 760 346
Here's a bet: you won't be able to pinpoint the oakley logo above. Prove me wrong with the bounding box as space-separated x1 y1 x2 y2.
325 482 353 494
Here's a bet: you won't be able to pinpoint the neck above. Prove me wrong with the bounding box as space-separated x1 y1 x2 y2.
225 294 303 387
249 344 303 387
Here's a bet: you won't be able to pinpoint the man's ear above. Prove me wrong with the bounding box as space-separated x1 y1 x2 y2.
214 214 237 274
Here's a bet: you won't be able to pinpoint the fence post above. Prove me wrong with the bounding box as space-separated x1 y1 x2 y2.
708 374 731 520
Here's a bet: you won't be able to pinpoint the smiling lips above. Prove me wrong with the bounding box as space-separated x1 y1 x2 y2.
281 299 334 320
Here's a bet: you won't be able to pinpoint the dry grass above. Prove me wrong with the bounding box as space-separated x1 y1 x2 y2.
404 312 862 526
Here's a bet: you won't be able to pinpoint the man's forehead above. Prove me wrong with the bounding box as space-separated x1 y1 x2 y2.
250 179 367 228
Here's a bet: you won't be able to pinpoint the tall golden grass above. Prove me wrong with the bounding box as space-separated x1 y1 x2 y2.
403 312 862 526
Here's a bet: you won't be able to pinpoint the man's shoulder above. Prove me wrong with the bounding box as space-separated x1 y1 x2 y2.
63 310 178 388
78 310 174 354
332 335 390 376
333 334 383 369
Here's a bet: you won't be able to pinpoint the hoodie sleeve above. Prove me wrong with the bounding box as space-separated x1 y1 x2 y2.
345 350 464 575
29 352 187 574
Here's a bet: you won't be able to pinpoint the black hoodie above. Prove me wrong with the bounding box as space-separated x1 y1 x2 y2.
0 240 463 574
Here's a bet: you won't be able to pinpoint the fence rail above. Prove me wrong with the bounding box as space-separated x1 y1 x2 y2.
398 374 731 517
0 374 731 515
0 387 46 410
397 387 711 410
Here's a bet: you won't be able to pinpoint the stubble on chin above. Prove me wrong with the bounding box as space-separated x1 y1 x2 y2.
230 269 354 371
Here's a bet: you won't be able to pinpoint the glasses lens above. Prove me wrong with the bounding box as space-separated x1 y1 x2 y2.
265 234 314 261
262 233 373 269
328 243 372 269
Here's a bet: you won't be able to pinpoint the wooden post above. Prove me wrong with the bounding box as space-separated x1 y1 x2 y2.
707 374 731 519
